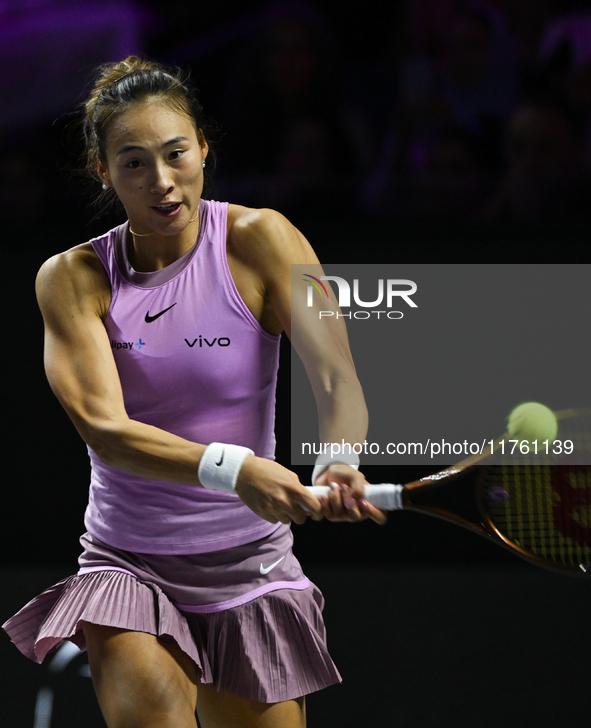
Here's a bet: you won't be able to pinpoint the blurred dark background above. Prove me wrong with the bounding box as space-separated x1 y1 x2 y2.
1 1 590 726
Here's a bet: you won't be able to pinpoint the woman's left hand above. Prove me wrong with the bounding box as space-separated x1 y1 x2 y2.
313 464 387 524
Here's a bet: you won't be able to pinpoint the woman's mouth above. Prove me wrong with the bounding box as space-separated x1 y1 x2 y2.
152 202 182 217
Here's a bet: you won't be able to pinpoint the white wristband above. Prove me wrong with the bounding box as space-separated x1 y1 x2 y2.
198 442 254 493
311 449 360 484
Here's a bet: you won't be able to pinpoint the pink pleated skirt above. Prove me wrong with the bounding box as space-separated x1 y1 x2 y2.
2 534 341 703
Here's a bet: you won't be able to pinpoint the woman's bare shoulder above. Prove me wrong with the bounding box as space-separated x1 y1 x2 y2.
226 203 318 267
36 242 111 314
227 203 287 237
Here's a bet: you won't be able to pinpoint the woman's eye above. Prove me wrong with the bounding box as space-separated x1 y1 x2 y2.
125 159 142 169
170 150 185 160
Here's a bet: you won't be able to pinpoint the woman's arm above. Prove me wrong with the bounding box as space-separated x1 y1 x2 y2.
36 243 322 525
227 206 385 524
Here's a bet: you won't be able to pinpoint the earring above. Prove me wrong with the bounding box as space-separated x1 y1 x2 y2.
202 161 205 168
102 182 109 191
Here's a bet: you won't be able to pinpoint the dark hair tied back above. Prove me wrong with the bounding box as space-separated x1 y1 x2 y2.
82 56 215 206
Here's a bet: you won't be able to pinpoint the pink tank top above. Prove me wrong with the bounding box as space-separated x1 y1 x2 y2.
84 199 282 554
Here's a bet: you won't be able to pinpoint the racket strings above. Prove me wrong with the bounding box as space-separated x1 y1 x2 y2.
483 413 591 570
482 464 591 570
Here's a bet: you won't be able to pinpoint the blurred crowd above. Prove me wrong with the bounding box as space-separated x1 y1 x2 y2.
3 0 591 247
210 0 591 232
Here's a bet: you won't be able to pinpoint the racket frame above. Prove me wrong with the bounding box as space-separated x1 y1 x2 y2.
397 417 591 576
360 411 590 576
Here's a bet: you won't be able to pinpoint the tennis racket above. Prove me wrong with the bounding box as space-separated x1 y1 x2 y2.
308 409 591 577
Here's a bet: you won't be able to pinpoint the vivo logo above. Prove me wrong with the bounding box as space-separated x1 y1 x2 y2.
185 336 231 348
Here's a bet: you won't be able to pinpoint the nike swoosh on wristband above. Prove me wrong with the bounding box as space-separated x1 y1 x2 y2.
215 449 225 467
145 303 177 323
259 556 285 575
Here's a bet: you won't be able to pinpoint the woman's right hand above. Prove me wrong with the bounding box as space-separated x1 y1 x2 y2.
235 456 323 525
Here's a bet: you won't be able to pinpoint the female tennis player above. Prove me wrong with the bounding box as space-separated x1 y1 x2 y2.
3 57 384 728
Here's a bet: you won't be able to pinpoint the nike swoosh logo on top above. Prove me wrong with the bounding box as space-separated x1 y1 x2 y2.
145 303 177 323
259 556 285 575
216 449 225 467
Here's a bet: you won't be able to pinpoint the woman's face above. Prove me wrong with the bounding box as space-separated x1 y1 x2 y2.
97 98 208 237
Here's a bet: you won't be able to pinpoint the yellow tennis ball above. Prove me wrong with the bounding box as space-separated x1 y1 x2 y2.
507 402 558 443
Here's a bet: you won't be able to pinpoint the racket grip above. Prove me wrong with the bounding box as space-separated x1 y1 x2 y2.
307 484 403 511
